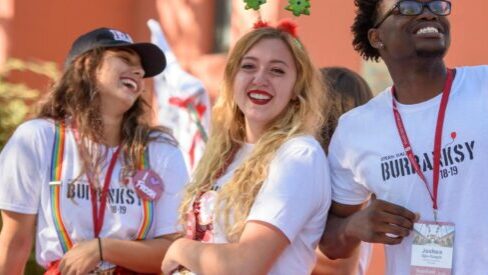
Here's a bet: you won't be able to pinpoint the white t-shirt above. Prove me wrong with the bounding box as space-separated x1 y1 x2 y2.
200 135 331 275
0 119 189 268
357 241 372 275
329 65 488 275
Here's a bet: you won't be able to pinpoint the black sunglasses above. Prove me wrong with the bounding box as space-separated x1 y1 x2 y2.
374 0 452 28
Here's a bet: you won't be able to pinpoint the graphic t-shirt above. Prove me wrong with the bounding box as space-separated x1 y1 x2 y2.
329 65 488 275
0 119 189 268
196 135 331 275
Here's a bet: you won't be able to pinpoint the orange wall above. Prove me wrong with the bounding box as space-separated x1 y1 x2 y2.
10 0 157 64
0 0 13 66
445 0 488 66
6 0 159 90
4 1 487 97
278 1 360 71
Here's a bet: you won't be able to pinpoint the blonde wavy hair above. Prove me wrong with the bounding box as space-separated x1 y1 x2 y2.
180 26 328 241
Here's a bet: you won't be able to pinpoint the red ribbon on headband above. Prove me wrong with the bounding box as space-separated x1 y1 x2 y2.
253 19 299 38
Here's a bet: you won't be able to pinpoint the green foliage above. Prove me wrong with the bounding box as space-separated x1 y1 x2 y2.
0 58 59 150
285 0 311 16
0 58 58 273
244 0 267 10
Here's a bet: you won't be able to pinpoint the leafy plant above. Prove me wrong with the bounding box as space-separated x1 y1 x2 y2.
0 58 59 273
0 58 59 150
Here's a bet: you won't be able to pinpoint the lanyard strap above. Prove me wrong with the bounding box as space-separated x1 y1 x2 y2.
72 126 122 238
89 147 121 237
51 123 154 254
391 69 454 216
190 145 239 241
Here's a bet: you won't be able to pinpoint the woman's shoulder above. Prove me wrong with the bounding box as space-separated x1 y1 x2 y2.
280 135 323 152
146 132 189 180
2 118 57 159
276 135 325 160
148 131 178 150
12 118 56 140
147 132 185 163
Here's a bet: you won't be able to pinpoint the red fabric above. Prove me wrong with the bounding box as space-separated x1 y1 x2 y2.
113 266 157 275
276 19 299 38
46 261 157 275
168 96 207 118
45 261 61 275
253 20 270 29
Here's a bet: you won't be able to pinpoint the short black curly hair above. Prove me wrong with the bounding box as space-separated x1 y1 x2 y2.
352 0 382 61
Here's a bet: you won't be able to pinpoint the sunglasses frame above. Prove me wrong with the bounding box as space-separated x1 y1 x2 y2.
373 0 452 28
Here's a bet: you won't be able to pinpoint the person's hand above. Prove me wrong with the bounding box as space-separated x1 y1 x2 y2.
58 239 100 275
345 198 418 245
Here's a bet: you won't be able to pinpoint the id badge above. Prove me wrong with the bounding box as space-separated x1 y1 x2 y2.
410 221 455 275
198 190 218 225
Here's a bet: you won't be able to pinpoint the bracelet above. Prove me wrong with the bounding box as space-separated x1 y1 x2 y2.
97 237 104 262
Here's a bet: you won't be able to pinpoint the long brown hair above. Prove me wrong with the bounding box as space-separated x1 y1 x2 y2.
320 66 373 151
37 47 174 177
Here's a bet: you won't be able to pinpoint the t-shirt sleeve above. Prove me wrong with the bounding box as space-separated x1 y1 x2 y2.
0 121 48 214
246 138 331 242
328 124 371 205
152 144 189 236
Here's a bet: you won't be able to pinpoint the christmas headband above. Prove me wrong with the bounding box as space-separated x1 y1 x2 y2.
252 19 303 49
253 19 299 38
244 0 311 16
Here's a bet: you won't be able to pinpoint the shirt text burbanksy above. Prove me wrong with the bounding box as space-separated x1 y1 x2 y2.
65 181 145 214
380 140 475 181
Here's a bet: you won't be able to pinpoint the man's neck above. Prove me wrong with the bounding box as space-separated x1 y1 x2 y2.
387 59 448 105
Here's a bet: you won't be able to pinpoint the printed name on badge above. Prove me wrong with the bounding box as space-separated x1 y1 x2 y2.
410 221 455 275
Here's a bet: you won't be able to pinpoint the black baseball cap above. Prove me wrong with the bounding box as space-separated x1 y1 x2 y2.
66 27 166 78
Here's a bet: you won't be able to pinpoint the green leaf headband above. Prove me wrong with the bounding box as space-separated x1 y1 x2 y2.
244 0 311 16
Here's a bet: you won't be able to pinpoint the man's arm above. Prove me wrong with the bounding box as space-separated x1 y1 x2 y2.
320 199 417 260
0 210 36 275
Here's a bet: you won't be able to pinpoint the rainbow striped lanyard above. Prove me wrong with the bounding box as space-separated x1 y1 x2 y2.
49 121 155 253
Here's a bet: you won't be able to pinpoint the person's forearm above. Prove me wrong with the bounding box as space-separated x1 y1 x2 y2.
312 247 361 275
170 238 269 275
319 214 361 260
103 237 175 273
0 235 32 275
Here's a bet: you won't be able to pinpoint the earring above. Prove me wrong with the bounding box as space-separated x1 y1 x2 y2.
377 42 385 49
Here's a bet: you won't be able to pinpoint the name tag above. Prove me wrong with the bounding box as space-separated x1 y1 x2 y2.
410 221 455 275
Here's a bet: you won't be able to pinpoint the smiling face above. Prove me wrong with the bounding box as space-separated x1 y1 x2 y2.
232 38 297 142
373 0 451 60
96 49 145 116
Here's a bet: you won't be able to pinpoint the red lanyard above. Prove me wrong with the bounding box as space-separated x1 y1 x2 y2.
72 126 122 237
89 146 121 237
391 69 454 220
